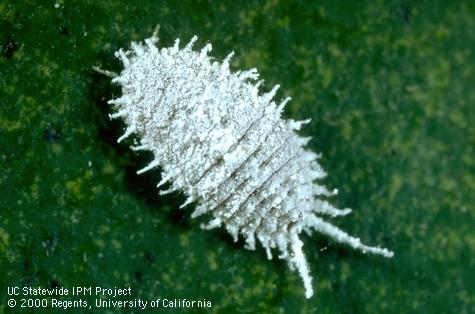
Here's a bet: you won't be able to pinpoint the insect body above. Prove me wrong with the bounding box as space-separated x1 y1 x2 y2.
102 29 393 298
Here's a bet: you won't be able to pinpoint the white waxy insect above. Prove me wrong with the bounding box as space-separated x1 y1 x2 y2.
98 27 393 298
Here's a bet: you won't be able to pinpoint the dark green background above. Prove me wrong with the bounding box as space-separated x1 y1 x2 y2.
1 0 474 313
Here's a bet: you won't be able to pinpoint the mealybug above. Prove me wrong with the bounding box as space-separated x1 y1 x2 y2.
97 28 393 298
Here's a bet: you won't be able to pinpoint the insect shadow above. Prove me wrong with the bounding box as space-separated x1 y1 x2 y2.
87 62 183 222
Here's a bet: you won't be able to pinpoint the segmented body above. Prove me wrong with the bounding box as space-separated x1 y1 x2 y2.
105 30 393 298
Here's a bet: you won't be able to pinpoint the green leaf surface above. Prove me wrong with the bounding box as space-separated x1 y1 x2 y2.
1 0 474 313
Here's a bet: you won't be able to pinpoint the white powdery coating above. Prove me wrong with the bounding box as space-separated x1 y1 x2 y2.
107 32 393 298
